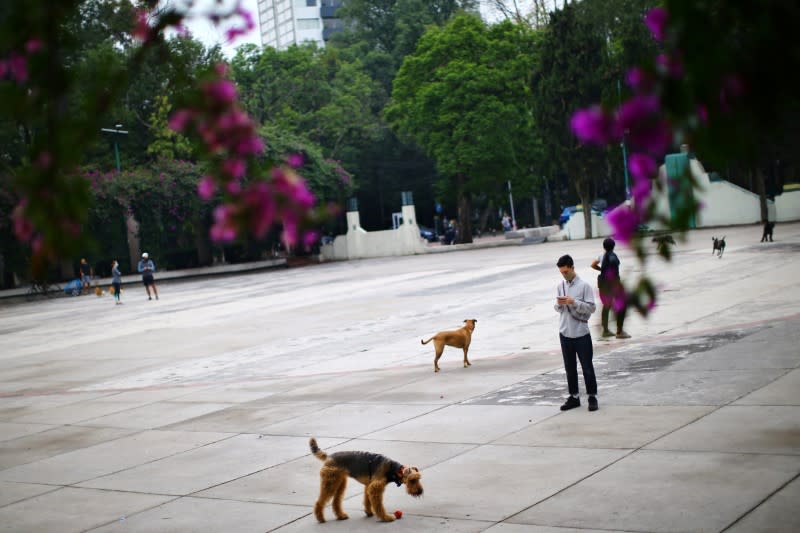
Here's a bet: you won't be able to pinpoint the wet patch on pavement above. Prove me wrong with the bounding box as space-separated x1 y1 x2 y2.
463 326 767 406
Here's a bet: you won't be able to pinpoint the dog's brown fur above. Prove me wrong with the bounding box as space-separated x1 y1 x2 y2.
309 438 423 523
421 319 477 372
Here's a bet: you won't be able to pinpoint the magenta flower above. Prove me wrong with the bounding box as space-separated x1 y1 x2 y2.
0 60 7 78
696 104 709 124
197 175 216 200
655 53 683 78
644 7 668 42
606 204 641 244
168 109 193 132
25 38 43 54
570 106 620 145
287 153 304 168
628 153 657 181
631 177 652 206
203 79 237 105
222 158 246 178
132 10 151 42
234 136 264 156
12 201 33 242
625 67 653 93
7 53 27 83
210 205 237 242
618 95 672 155
303 231 320 249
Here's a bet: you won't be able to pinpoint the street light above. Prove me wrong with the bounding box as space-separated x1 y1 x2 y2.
100 124 129 172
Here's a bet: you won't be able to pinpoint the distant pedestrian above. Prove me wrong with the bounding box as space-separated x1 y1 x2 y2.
591 237 630 339
501 212 512 232
554 254 598 412
137 252 159 300
111 260 123 305
79 258 93 294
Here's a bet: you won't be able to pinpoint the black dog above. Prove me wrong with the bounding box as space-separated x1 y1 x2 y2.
712 236 726 258
652 234 676 254
761 221 775 242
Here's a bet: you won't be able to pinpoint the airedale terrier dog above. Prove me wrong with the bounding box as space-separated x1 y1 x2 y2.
421 319 477 372
309 438 423 523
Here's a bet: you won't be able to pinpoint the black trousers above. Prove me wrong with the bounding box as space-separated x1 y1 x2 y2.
560 333 597 396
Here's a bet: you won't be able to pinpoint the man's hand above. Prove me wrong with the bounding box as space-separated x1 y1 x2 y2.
556 295 575 305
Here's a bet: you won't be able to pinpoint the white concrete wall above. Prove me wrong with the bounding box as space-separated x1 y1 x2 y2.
561 211 611 240
320 205 427 261
775 189 800 222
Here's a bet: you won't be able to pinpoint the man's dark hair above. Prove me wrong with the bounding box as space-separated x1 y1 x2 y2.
603 237 616 251
556 254 574 268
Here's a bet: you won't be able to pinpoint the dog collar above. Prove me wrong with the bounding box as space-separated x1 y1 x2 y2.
394 466 405 487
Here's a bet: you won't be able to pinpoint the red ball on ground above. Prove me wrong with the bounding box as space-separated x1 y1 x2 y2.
394 510 403 519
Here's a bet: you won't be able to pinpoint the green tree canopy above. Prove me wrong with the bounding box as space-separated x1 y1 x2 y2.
387 14 540 242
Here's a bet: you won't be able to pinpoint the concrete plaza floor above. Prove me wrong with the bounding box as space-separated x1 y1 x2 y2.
0 222 798 532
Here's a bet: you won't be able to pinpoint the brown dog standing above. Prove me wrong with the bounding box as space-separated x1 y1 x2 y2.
421 319 477 372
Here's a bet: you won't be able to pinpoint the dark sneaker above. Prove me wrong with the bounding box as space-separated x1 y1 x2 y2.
588 396 598 411
560 396 581 411
601 330 615 338
616 331 631 339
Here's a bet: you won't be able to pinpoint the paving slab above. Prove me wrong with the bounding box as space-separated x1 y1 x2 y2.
363 405 556 444
0 421 57 442
0 430 231 485
509 449 800 533
77 401 233 430
726 475 800 533
496 405 714 449
734 368 800 405
0 487 172 533
76 434 311 496
410 444 628 522
90 496 309 533
162 401 333 433
645 405 800 454
0 426 134 469
0 481 56 507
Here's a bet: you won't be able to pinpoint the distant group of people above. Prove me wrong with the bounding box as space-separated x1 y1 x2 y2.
75 252 159 304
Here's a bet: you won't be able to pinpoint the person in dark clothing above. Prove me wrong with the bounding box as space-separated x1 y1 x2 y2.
111 260 123 305
79 258 93 294
137 252 159 300
591 238 630 339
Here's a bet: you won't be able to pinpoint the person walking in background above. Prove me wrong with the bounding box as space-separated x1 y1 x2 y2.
137 252 159 300
111 260 123 305
554 254 598 412
79 258 93 294
591 237 630 339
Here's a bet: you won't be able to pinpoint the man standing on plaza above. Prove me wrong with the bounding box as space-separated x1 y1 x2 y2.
554 254 598 411
137 252 159 300
79 258 93 294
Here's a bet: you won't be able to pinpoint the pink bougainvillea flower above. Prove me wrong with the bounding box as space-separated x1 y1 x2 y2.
570 106 620 145
210 205 237 242
303 230 320 248
222 158 246 178
625 67 653 93
168 109 193 132
132 10 151 42
197 175 216 200
696 104 709 124
631 176 652 206
644 7 668 42
0 60 7 78
628 153 657 181
287 153 304 168
25 38 43 54
203 79 237 105
606 204 641 244
7 53 27 83
12 201 34 242
655 53 683 78
618 95 672 155
234 136 264 156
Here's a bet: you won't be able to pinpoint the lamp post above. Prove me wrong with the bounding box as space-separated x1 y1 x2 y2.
100 124 128 172
617 80 631 199
507 180 516 230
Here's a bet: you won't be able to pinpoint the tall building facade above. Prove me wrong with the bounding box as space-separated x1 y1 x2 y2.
256 0 344 50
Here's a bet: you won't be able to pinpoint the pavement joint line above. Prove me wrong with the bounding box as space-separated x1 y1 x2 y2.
719 470 800 533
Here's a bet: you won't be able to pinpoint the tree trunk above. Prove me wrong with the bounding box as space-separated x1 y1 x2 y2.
576 175 592 239
756 168 768 222
456 174 473 244
478 199 493 234
194 216 212 266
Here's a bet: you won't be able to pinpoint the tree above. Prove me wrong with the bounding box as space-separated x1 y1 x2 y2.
387 14 539 242
532 2 608 238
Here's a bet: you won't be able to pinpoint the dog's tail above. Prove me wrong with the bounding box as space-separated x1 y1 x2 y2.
421 337 434 345
309 438 328 461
